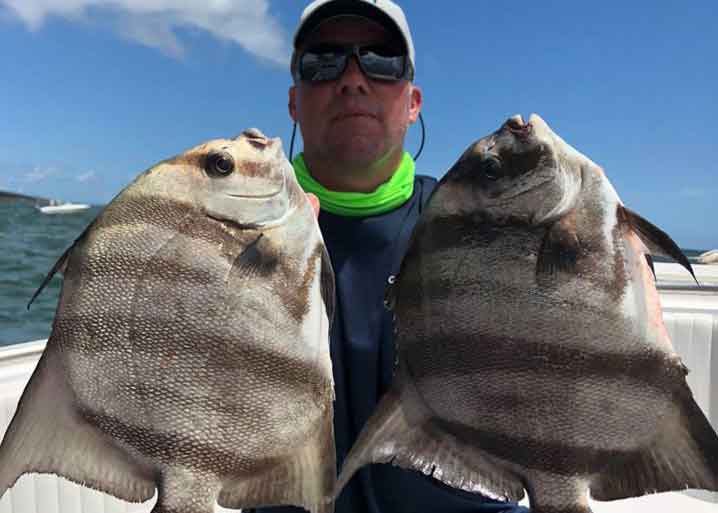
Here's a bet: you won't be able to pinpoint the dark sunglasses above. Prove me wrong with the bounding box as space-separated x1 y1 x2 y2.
292 43 413 83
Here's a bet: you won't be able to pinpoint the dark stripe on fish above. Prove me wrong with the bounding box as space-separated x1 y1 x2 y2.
277 242 325 322
87 195 267 251
395 265 620 318
406 214 533 257
405 334 686 393
80 411 255 475
433 416 638 476
60 318 332 396
167 152 282 179
78 254 218 286
445 145 549 188
402 209 629 305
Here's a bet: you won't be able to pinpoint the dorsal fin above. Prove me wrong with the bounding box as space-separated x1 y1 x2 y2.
27 222 93 309
617 205 698 285
319 244 335 328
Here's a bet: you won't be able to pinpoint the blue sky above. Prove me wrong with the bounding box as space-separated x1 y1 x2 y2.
0 1 715 249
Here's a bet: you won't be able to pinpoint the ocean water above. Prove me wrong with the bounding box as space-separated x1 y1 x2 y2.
0 201 709 346
0 202 102 345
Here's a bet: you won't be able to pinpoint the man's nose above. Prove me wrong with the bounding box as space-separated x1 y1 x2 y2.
336 56 369 95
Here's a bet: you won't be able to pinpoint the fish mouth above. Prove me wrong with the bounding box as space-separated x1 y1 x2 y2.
226 190 283 200
506 115 533 140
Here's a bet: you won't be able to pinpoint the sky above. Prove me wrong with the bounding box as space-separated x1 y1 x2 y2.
0 0 716 249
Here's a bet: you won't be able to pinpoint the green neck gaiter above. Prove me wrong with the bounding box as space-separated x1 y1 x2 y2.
292 152 415 217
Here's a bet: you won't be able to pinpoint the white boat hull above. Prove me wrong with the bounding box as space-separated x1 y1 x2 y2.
37 204 91 214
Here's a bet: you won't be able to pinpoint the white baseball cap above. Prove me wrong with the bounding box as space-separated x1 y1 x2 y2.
293 0 416 77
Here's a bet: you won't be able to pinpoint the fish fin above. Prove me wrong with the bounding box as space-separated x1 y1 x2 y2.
336 385 525 502
26 245 72 310
26 219 96 309
645 253 656 281
229 233 279 279
0 341 155 502
536 210 581 277
152 469 216 513
592 383 718 499
617 205 698 284
217 410 335 513
320 244 336 327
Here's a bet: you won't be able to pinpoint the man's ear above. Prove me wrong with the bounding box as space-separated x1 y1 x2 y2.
408 84 422 124
288 86 298 122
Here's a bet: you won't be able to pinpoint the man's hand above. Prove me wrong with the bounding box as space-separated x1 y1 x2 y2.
307 193 320 218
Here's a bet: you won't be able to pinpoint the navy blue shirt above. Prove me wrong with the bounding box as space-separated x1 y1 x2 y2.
251 175 528 513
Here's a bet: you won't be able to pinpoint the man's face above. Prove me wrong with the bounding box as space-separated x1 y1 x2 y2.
289 17 422 170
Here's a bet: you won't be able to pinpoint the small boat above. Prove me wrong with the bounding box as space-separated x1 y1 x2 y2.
697 249 718 265
36 199 91 214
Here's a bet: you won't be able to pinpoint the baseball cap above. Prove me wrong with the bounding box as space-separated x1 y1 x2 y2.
293 0 415 76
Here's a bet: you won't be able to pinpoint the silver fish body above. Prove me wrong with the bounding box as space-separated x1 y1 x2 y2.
0 129 336 513
337 114 718 513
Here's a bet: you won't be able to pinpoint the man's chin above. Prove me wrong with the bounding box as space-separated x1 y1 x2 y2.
326 140 386 167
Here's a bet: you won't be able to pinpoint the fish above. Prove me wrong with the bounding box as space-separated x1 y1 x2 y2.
0 128 336 513
335 114 718 513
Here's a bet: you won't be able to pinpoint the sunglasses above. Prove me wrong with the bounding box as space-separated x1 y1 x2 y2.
292 43 413 83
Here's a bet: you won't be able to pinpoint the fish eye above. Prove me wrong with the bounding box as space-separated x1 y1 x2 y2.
206 152 235 177
481 157 502 181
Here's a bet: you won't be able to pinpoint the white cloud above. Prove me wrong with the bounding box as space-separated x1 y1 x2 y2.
0 0 289 65
23 166 60 183
75 170 96 182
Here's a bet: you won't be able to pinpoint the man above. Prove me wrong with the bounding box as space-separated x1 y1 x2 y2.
253 1 528 512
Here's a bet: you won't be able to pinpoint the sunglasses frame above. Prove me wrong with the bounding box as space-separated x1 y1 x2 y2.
292 43 414 83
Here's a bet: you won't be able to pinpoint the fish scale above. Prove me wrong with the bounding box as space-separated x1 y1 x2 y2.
0 129 336 513
337 114 718 513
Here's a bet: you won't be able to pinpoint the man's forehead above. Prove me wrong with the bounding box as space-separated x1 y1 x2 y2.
301 16 399 47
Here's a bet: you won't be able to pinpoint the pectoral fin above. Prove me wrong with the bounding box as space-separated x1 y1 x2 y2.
229 233 279 280
617 206 697 284
0 341 155 502
536 209 581 277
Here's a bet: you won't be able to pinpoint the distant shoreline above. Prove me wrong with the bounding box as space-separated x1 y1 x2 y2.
0 190 99 207
0 190 50 205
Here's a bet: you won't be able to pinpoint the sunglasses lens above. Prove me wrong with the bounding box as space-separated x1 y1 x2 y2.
299 45 347 81
358 46 406 81
298 44 408 82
